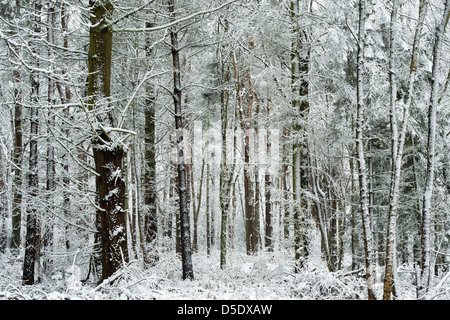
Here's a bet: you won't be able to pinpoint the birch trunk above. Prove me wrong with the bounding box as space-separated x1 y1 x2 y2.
356 0 377 300
419 0 450 298
383 0 427 300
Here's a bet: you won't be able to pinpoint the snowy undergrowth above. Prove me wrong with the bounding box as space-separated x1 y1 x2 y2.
3 249 450 300
0 249 373 300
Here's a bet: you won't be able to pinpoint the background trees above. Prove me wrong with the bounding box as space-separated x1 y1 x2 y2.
0 0 449 300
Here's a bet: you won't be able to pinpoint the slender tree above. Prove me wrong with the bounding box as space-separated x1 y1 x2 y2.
383 0 428 300
143 21 158 265
264 96 273 252
290 0 310 271
0 135 7 253
218 15 236 268
168 0 194 280
355 0 377 300
42 3 57 279
418 0 450 298
10 0 24 254
22 0 42 286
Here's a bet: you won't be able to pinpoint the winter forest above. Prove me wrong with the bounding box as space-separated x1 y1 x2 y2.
0 0 449 301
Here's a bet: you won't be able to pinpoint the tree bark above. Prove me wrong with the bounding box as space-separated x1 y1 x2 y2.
281 129 290 242
418 0 449 298
0 137 7 253
218 21 235 267
42 4 56 279
10 0 23 253
143 21 158 264
290 0 310 271
11 68 23 252
252 65 261 251
57 2 72 256
383 0 427 300
206 99 212 256
88 0 129 281
264 97 273 252
22 1 42 286
356 0 377 300
233 49 256 255
168 0 194 280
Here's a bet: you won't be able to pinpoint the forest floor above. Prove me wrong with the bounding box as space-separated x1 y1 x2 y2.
0 247 448 300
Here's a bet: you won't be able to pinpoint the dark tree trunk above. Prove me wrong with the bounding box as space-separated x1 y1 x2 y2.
10 0 23 255
22 1 42 286
264 99 273 252
168 0 194 280
11 72 23 252
93 140 129 280
88 0 129 280
22 75 40 286
143 23 158 263
0 142 7 253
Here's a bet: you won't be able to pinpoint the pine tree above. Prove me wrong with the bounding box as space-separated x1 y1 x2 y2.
88 0 129 281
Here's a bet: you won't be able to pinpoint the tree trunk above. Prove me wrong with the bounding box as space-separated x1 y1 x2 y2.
9 0 24 255
281 129 290 242
253 85 261 251
383 0 427 300
418 0 450 298
356 0 377 300
218 24 235 267
290 0 310 271
193 161 204 253
0 139 7 253
11 69 23 253
22 74 40 285
88 0 129 281
41 3 56 280
22 1 42 286
205 99 212 256
143 22 158 264
57 2 72 257
168 0 194 280
233 49 256 255
383 0 400 299
264 98 273 252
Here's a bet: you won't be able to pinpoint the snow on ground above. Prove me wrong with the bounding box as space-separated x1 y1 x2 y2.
0 248 370 300
2 247 450 300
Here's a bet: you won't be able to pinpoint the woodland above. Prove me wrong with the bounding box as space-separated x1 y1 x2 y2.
0 0 449 300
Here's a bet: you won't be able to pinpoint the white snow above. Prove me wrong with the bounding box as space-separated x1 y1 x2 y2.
0 248 367 300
